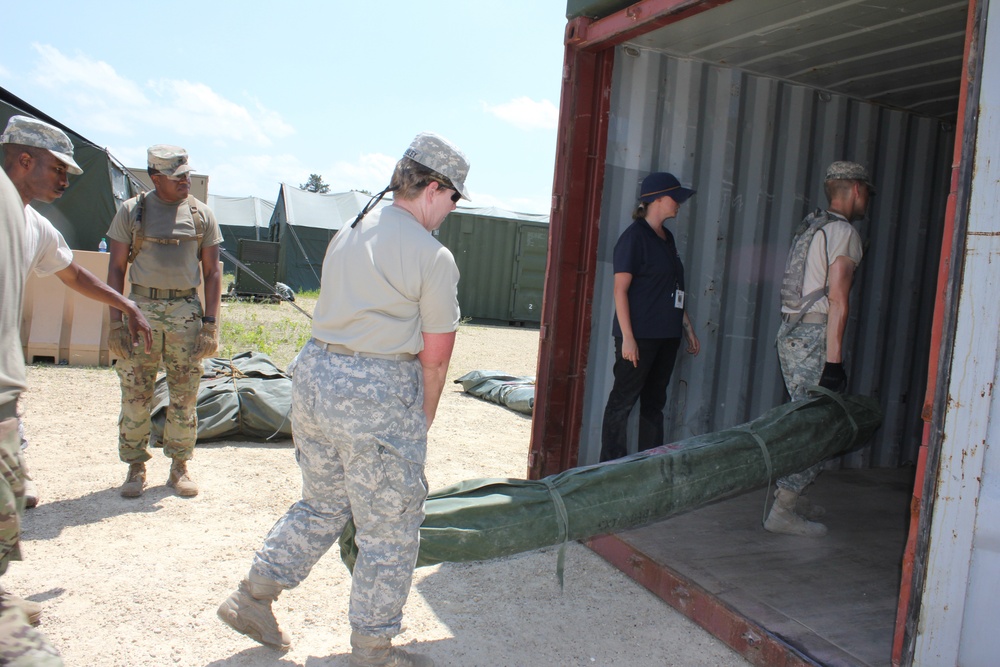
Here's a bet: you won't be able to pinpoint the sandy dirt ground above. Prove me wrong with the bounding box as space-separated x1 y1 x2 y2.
10 324 750 667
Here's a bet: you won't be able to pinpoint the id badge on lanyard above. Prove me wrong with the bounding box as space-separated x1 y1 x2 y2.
674 284 685 309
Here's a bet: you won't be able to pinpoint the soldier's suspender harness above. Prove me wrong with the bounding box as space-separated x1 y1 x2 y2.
778 209 834 336
126 192 207 264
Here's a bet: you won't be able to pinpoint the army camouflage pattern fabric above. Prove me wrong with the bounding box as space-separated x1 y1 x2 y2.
0 115 82 175
0 419 24 574
0 419 60 664
251 341 427 637
116 296 203 462
779 210 831 311
0 597 62 666
403 132 470 199
775 320 826 492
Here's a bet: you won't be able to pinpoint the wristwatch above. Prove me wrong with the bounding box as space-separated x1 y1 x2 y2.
202 316 217 324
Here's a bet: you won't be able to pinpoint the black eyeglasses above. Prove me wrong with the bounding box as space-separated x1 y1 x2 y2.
429 180 461 203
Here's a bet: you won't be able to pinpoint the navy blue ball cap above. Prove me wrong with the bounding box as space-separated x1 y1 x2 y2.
639 172 695 204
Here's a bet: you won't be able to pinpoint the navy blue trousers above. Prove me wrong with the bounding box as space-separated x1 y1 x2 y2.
600 337 681 462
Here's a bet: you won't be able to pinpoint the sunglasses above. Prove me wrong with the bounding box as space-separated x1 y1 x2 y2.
430 180 461 203
157 172 191 182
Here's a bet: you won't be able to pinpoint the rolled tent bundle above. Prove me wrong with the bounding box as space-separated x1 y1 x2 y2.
340 392 881 570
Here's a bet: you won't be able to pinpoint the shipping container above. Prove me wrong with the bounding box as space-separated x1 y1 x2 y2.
529 1 997 665
433 210 549 324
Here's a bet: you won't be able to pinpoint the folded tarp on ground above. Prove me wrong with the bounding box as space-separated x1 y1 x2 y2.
340 391 881 570
454 370 534 415
150 351 293 443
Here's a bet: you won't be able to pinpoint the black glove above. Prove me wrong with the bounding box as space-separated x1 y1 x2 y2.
818 362 847 392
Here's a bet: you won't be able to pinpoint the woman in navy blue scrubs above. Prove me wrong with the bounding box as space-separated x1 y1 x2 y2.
600 172 700 462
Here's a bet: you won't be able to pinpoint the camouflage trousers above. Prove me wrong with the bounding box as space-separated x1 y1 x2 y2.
775 320 826 493
0 415 24 575
0 414 61 665
115 295 203 462
252 340 427 638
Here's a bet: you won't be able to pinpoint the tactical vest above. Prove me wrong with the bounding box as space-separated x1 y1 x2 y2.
126 192 207 264
779 209 833 313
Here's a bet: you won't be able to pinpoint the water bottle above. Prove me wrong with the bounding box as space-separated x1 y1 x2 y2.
98 237 108 253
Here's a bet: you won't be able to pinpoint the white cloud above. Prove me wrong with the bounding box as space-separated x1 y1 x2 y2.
203 151 398 200
29 44 292 147
206 153 306 199
482 97 558 130
32 44 149 108
0 64 12 79
323 152 399 193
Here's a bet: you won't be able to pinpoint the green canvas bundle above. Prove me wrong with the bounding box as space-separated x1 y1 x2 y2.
150 351 293 443
340 391 881 570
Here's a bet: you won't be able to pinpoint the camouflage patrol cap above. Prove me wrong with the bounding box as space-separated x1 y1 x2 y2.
1 115 83 175
825 161 875 193
147 144 194 177
403 132 471 200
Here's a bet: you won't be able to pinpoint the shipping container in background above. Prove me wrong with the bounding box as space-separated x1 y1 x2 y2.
528 0 999 665
433 210 548 324
267 183 550 323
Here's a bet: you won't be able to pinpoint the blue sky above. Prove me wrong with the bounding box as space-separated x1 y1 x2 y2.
0 2 568 214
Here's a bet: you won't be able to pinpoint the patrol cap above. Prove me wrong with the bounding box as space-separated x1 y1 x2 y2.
639 172 695 204
147 144 194 177
825 161 875 194
403 132 471 200
1 115 83 175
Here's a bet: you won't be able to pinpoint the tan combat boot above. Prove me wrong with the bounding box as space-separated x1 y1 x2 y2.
120 462 146 498
764 488 827 536
0 586 42 625
349 631 434 667
167 459 198 497
217 573 291 650
795 493 825 520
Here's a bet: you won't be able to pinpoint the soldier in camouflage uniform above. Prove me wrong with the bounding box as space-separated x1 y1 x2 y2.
218 133 469 667
105 145 223 498
1 114 154 626
766 161 873 537
0 168 62 664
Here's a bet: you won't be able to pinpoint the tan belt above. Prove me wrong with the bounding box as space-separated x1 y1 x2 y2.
782 312 827 324
312 339 416 362
131 285 197 299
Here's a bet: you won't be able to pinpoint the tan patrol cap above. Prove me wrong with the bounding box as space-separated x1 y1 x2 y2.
147 144 194 177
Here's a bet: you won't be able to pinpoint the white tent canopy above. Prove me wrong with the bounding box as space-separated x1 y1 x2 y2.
208 194 275 230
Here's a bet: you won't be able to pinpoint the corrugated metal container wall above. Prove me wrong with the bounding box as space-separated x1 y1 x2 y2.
580 46 953 468
434 213 548 323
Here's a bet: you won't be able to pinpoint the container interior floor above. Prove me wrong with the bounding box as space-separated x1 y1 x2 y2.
590 467 915 667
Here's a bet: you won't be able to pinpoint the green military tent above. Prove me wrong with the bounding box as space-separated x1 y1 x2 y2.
266 185 384 293
0 86 145 251
267 184 549 322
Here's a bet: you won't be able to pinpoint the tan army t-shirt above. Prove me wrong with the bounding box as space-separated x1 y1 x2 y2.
107 193 222 290
800 213 863 315
311 205 461 356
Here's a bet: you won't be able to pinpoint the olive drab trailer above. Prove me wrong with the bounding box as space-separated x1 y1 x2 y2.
529 1 997 665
